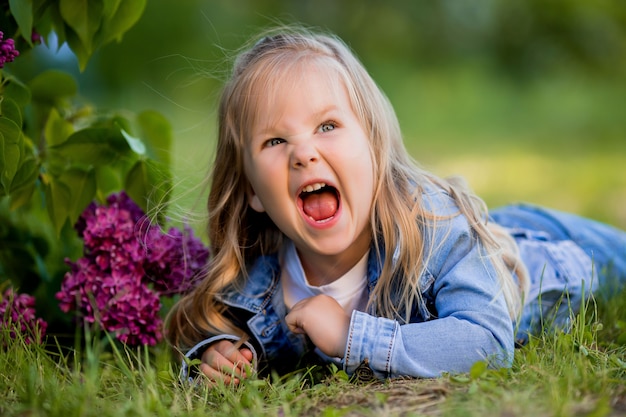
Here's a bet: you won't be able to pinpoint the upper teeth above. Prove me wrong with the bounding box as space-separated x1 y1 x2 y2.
302 182 326 193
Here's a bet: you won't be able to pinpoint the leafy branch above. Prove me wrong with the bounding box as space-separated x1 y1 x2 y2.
0 0 176 333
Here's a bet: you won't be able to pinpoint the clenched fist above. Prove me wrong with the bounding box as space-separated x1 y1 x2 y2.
285 294 350 358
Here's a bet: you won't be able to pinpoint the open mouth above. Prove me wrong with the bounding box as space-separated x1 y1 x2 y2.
299 182 339 222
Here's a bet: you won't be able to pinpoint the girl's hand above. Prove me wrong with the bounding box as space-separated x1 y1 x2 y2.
285 294 350 358
199 340 254 385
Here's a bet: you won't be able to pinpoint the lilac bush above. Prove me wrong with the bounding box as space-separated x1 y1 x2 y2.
57 192 209 346
143 224 210 295
0 31 19 68
0 289 47 344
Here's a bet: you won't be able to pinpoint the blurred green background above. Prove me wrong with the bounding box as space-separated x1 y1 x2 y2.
18 0 626 229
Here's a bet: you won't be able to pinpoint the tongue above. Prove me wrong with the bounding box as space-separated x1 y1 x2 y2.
302 190 338 221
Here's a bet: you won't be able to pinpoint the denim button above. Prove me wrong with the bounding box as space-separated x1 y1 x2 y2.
354 358 375 382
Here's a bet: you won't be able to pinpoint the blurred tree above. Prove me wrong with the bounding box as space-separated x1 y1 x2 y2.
488 0 626 78
77 0 626 108
20 0 621 226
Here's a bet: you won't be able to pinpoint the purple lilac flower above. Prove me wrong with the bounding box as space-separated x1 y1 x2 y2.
97 274 163 346
31 30 42 45
0 31 19 68
57 257 105 322
143 225 209 294
0 289 47 344
56 192 208 346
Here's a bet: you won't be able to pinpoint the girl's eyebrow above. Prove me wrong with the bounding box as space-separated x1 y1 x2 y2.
254 105 340 138
313 105 340 120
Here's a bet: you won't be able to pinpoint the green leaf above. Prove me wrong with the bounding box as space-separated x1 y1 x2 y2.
136 110 172 165
0 117 23 195
101 0 123 19
97 0 146 46
125 159 171 214
0 118 21 145
58 168 96 225
450 374 471 384
111 114 132 133
9 0 34 44
0 138 19 196
121 129 146 155
59 0 104 55
157 370 175 384
2 75 32 107
469 361 488 379
33 0 53 31
51 127 130 167
29 70 78 103
95 164 122 197
0 97 23 127
9 181 36 210
63 23 92 71
610 354 626 369
0 118 30 203
47 3 68 49
9 135 38 204
45 176 72 235
44 108 74 146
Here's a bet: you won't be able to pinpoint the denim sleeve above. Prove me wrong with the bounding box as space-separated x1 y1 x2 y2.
343 223 514 379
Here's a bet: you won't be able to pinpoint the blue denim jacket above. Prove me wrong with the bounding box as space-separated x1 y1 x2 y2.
182 190 624 380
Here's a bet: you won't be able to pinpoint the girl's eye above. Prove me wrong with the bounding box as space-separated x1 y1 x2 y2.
265 138 285 147
319 122 336 133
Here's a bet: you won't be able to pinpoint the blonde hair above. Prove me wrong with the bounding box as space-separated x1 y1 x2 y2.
166 26 529 351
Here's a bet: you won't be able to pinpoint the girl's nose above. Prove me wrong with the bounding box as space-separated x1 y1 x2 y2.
290 142 319 168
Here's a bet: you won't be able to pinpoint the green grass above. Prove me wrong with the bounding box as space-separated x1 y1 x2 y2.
2 285 625 417
7 63 623 417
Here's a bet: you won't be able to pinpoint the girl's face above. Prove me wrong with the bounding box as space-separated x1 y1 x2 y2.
243 64 375 276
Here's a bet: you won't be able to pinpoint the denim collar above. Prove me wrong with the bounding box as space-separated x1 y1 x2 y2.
216 239 433 317
216 254 282 313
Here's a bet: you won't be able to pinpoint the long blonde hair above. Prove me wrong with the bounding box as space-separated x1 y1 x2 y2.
165 26 529 351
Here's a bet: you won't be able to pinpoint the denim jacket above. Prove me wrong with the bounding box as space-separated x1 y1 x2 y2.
183 188 599 380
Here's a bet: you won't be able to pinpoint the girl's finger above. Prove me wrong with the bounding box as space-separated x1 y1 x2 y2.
239 348 254 363
202 347 248 380
285 310 306 334
198 361 237 385
221 345 253 369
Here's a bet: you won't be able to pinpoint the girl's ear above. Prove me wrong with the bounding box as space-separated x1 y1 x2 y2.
247 186 266 213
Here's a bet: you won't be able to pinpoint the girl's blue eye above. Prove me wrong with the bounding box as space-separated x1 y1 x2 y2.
266 138 284 147
320 122 336 133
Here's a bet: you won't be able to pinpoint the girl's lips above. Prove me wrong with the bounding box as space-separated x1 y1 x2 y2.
297 181 341 228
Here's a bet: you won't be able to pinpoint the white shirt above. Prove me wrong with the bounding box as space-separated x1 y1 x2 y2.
280 240 369 314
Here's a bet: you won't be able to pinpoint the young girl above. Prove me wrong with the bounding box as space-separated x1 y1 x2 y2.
165 27 626 383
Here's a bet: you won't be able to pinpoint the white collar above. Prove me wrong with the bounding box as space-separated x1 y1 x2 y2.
280 240 369 313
